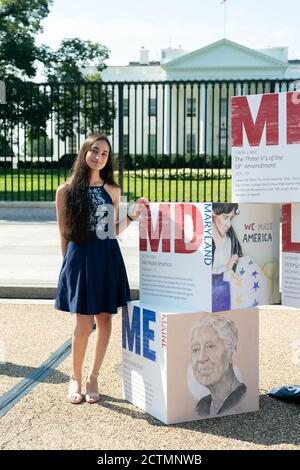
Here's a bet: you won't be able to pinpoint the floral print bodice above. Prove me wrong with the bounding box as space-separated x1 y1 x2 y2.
88 185 112 232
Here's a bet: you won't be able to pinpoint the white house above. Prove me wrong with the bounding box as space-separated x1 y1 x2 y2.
89 39 300 157
102 39 300 81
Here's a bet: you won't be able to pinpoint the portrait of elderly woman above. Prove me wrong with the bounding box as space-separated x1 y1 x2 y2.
190 315 247 417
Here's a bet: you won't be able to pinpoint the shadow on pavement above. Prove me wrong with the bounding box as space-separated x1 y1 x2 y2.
98 393 300 447
0 362 69 385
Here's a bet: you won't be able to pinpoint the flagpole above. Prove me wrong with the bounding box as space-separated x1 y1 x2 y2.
221 0 227 38
224 1 227 38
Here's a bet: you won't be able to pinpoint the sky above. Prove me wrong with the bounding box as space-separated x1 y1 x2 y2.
36 0 300 65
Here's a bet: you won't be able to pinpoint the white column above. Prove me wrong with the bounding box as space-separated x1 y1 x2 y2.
163 85 170 154
199 85 206 154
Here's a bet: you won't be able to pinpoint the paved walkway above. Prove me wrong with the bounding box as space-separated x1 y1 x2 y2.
0 208 299 450
0 303 299 450
0 219 139 297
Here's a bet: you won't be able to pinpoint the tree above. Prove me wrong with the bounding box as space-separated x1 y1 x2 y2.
0 1 114 157
44 39 115 142
26 135 53 157
0 0 53 149
45 38 109 82
0 0 52 79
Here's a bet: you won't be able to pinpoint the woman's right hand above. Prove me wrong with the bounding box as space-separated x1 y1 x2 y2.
227 254 239 271
128 197 148 220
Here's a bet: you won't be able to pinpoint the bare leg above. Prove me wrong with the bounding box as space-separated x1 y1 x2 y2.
86 312 112 403
68 314 94 404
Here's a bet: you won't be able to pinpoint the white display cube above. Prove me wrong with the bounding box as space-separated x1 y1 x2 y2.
282 203 300 307
231 91 300 203
122 301 259 424
139 202 279 312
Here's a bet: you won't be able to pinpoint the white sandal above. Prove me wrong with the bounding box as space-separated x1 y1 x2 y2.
85 372 100 404
67 374 83 404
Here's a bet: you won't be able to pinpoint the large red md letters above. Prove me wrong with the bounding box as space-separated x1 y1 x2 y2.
139 203 204 254
232 92 300 147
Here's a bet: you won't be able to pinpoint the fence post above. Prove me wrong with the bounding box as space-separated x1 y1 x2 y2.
118 82 124 192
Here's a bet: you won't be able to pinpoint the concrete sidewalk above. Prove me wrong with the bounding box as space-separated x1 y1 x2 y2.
0 218 140 299
0 205 299 450
0 303 299 450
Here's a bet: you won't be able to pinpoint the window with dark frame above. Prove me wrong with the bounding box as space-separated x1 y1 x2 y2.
123 134 129 154
186 134 196 154
123 98 129 117
149 134 157 154
149 98 157 116
187 98 196 117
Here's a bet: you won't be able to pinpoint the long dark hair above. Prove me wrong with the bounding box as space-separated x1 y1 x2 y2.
212 203 239 216
64 133 118 244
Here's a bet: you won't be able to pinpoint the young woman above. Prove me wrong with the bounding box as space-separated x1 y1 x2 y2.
55 133 146 404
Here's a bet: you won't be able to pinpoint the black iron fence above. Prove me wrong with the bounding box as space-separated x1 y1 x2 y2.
0 79 299 202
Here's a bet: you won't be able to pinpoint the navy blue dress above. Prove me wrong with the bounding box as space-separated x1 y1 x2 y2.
55 185 131 315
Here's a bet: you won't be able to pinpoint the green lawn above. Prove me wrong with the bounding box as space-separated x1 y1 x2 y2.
0 169 232 202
